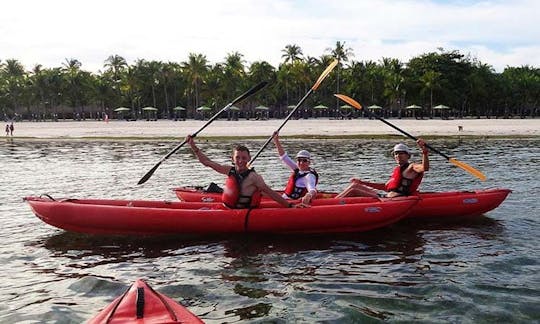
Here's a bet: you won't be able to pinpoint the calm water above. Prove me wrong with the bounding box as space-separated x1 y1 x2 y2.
0 138 538 323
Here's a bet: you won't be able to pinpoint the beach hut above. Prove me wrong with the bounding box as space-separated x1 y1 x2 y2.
433 104 451 119
141 106 158 121
339 104 353 118
196 106 212 120
313 104 328 118
227 106 240 120
113 107 130 120
173 106 186 121
254 105 269 120
406 104 422 118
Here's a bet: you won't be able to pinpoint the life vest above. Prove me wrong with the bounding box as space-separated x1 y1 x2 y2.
222 167 262 209
385 163 423 196
284 168 319 199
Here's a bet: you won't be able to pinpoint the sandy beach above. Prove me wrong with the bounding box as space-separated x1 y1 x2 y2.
6 118 540 139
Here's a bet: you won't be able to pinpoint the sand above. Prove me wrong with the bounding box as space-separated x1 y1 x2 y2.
6 118 540 139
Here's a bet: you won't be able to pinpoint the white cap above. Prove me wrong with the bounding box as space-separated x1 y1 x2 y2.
296 150 311 159
393 143 411 155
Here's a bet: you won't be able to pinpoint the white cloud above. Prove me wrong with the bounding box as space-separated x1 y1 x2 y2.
1 0 538 72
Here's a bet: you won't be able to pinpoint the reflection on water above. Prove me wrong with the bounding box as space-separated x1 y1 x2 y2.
0 138 539 322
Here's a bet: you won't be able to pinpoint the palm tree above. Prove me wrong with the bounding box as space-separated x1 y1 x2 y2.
248 61 277 108
182 53 209 110
281 44 304 64
1 59 26 117
222 52 246 103
380 58 404 117
420 70 441 118
326 41 354 108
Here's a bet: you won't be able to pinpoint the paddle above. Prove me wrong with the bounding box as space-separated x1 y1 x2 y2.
137 81 268 185
334 94 487 181
248 59 338 165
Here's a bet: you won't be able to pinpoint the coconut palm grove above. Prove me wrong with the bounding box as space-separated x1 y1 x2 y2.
1 42 539 121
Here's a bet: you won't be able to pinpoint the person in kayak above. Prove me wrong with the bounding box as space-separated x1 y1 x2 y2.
336 139 429 198
186 135 294 209
273 131 318 206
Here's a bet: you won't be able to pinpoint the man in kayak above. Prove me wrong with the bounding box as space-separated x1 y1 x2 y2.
273 131 318 206
186 135 294 209
337 139 429 198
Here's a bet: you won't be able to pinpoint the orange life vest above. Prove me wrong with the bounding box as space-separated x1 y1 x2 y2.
222 167 262 209
385 163 423 195
284 168 319 199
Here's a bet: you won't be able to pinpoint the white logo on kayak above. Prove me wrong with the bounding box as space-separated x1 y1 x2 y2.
202 197 215 202
463 198 479 204
364 207 382 213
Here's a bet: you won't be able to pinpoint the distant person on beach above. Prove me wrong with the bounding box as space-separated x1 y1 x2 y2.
337 139 429 198
273 131 318 206
186 135 295 209
9 122 14 136
5 124 9 136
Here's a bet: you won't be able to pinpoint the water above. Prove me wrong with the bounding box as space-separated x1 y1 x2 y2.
0 138 539 323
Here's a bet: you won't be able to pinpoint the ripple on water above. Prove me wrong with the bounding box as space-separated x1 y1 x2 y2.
1 139 539 322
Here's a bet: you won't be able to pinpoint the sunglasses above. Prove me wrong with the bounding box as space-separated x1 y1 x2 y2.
297 158 310 163
394 151 409 155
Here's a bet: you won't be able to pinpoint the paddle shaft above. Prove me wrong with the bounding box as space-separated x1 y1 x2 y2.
249 89 313 164
370 114 450 159
138 81 268 185
248 60 338 165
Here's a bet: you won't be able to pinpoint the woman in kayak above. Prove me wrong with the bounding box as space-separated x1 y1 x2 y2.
337 139 429 198
186 135 294 209
273 131 318 206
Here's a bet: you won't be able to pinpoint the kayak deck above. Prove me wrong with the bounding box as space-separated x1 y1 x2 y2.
25 195 419 235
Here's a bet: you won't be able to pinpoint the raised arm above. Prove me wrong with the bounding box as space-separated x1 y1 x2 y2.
413 138 430 173
186 135 231 175
272 131 286 156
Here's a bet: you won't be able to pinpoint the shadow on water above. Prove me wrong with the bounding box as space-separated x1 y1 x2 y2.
32 215 503 260
25 216 505 322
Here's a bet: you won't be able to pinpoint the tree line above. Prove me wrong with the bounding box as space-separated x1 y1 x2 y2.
1 42 539 121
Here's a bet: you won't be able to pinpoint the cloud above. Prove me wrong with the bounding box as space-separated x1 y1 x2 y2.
1 0 538 72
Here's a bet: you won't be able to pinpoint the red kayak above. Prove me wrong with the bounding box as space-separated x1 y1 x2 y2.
173 187 511 219
24 195 418 235
88 279 203 323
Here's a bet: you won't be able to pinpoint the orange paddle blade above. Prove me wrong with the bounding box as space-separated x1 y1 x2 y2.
334 94 362 110
312 59 338 91
449 158 487 181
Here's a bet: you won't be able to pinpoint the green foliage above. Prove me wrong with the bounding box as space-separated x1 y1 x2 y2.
0 47 538 120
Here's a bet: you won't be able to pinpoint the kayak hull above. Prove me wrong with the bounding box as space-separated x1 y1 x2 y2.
88 279 203 324
25 196 418 235
173 187 511 219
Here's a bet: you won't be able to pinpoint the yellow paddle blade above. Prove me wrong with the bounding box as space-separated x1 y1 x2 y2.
449 158 487 181
312 59 338 91
334 94 362 110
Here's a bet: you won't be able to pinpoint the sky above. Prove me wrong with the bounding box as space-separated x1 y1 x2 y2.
1 0 538 73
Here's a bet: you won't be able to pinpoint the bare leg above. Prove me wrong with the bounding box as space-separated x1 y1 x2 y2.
336 182 379 198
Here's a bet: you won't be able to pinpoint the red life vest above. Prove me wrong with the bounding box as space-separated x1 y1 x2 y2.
222 167 262 209
385 163 423 195
284 168 319 199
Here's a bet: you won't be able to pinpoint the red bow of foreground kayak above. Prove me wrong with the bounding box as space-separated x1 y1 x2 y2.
88 279 203 324
173 187 512 220
24 195 420 235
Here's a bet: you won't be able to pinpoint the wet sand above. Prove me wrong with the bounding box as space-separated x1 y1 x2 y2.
6 118 540 139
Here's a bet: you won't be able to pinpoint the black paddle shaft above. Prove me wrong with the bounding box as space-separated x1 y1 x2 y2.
137 81 268 185
249 88 314 165
362 107 450 160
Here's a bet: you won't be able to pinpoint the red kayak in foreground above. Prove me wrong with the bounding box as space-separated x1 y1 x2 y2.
88 279 203 324
24 195 419 235
173 187 511 219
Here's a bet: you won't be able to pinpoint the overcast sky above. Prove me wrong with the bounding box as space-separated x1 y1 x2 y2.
1 0 538 73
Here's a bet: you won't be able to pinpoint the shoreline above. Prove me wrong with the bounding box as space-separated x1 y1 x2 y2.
4 119 540 140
